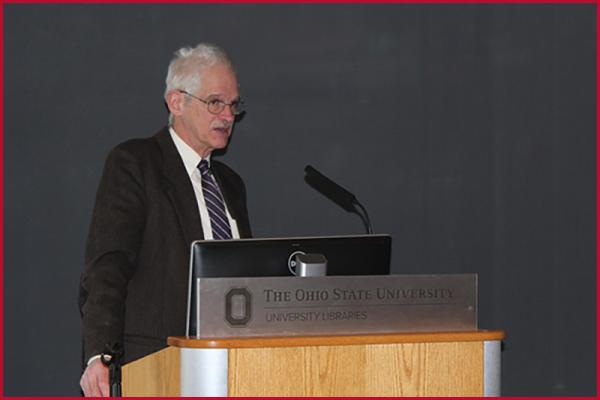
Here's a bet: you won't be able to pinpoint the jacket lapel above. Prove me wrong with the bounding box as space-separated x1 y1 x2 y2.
156 128 204 245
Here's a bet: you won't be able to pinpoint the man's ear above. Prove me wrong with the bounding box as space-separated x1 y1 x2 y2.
165 91 185 117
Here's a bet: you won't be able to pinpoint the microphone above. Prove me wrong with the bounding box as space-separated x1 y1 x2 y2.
304 165 356 212
304 165 373 234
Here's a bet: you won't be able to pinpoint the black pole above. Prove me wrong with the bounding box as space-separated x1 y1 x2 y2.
101 343 123 397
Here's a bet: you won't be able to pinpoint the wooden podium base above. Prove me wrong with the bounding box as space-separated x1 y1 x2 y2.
122 330 504 396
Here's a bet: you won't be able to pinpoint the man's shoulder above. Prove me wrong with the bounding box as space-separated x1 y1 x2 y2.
107 127 169 164
211 159 243 182
112 128 167 153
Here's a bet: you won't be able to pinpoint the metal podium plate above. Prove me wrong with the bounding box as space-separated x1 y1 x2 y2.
190 274 477 338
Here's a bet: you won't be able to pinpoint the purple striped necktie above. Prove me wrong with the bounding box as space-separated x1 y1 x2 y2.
198 160 232 240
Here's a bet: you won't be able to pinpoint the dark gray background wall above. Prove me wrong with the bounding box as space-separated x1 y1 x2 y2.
4 4 596 396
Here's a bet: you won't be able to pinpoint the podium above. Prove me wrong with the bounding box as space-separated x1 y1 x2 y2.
121 330 504 396
122 273 503 396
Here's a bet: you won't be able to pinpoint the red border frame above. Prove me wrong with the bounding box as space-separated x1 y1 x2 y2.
0 1 597 398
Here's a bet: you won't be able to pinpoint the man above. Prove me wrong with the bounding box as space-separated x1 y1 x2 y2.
78 43 251 396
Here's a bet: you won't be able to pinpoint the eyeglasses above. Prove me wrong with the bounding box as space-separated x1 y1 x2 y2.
178 90 245 116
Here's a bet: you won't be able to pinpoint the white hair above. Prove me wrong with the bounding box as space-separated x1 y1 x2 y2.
164 43 235 124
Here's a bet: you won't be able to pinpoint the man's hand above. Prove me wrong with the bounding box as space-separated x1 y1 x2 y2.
80 358 109 397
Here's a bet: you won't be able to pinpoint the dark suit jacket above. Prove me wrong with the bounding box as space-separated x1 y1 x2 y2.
79 127 251 364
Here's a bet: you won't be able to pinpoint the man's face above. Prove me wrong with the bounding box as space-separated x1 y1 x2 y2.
176 63 239 158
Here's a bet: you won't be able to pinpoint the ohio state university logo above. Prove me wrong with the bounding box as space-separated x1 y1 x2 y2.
225 287 252 327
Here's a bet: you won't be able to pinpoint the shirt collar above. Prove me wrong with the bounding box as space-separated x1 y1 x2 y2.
169 127 210 177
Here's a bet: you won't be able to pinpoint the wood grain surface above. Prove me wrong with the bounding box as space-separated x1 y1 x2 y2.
227 341 484 396
122 346 180 396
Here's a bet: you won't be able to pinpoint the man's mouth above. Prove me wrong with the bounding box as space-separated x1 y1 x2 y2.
213 126 230 135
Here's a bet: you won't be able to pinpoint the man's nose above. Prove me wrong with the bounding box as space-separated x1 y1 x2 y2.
219 104 235 120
